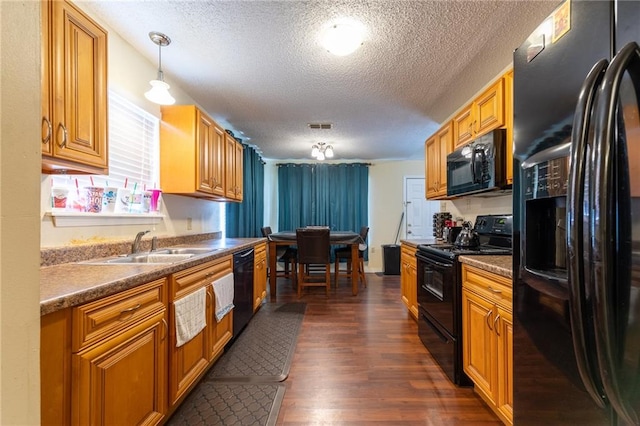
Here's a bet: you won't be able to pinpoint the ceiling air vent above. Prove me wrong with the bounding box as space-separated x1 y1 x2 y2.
307 123 333 130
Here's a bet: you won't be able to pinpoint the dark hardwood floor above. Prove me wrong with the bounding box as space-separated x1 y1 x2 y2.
270 272 502 425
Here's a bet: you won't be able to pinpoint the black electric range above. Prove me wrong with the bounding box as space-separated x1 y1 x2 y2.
414 214 512 386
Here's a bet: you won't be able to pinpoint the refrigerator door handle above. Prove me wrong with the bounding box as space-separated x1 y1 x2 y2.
592 41 640 426
567 58 609 409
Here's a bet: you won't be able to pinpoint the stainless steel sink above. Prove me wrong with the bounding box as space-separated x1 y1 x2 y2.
80 247 222 265
82 253 195 265
161 247 221 255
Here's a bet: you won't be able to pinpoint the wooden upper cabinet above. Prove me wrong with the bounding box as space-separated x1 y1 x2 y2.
42 0 108 174
160 105 226 199
224 134 244 202
453 78 505 149
425 122 452 199
504 70 514 185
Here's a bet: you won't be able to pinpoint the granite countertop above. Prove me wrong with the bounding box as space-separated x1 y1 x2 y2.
458 255 512 279
399 238 438 248
40 237 264 316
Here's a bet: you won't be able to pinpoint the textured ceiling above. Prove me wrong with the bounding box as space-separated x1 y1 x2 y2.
82 0 559 161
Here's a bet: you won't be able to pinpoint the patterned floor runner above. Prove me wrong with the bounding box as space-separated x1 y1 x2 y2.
166 302 306 425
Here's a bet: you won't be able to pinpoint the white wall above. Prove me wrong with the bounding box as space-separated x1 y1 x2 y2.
0 1 42 423
40 13 223 247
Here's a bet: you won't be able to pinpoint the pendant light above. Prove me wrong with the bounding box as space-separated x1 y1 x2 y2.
144 31 176 105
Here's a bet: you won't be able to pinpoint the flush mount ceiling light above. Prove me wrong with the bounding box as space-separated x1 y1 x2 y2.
311 142 334 161
321 22 364 56
144 31 176 105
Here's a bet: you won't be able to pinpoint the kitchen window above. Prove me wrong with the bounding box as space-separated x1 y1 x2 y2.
48 91 162 226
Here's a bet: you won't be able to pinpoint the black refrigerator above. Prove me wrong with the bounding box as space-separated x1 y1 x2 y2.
513 0 640 424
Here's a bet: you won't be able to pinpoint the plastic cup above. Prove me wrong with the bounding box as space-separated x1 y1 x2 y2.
84 186 104 213
102 186 118 213
114 188 132 213
149 189 162 212
51 187 69 210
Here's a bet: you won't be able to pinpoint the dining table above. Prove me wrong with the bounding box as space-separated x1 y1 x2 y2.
267 230 364 298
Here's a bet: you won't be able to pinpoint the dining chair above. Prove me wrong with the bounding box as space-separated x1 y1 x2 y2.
334 226 369 288
261 226 297 282
295 228 331 297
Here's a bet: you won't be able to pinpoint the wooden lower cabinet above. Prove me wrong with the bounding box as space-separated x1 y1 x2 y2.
72 310 167 425
400 244 418 320
169 256 234 406
71 278 168 426
461 264 513 426
254 242 267 311
41 250 254 425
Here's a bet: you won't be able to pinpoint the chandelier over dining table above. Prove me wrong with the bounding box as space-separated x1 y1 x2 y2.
311 142 334 160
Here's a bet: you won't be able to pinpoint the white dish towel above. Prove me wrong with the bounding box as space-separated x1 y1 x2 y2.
173 286 207 347
213 272 235 322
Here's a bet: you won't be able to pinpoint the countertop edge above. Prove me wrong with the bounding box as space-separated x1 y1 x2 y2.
40 238 265 316
458 255 513 279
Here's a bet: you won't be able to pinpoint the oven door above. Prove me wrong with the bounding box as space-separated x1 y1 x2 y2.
416 253 456 334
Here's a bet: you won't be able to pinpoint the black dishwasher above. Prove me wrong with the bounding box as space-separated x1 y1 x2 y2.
232 248 254 337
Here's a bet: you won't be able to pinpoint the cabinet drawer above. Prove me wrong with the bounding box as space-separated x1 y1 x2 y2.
401 245 417 267
462 264 512 310
171 256 233 300
254 242 266 258
72 278 167 352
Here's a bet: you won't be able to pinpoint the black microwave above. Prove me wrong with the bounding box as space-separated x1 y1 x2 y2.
446 129 506 197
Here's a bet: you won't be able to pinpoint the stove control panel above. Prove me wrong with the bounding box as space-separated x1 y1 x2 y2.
474 215 512 235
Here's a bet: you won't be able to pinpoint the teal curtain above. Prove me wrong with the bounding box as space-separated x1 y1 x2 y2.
277 162 369 234
226 145 264 237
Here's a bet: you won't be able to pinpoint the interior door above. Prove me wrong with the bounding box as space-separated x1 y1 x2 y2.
405 177 439 239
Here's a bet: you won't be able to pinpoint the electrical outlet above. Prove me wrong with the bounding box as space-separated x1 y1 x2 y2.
186 217 193 230
371 247 376 253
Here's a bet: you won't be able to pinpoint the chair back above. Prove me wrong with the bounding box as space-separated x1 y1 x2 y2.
261 226 273 238
296 228 330 264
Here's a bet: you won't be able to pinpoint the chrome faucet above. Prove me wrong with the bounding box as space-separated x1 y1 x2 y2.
132 230 151 254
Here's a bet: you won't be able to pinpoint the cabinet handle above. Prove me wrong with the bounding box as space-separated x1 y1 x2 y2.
473 120 478 134
488 286 502 294
161 318 168 341
486 309 494 331
494 314 501 336
42 117 52 145
120 303 141 315
205 272 216 279
206 289 212 307
56 123 68 148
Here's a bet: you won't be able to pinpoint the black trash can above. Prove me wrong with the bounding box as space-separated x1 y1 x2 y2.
382 244 401 275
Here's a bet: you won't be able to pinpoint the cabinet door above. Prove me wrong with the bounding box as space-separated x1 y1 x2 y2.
72 310 167 426
474 79 505 137
170 302 208 406
233 140 244 201
436 123 452 196
254 244 267 311
425 136 440 199
211 124 226 197
504 71 514 185
453 104 474 148
496 307 513 425
208 287 233 362
49 0 108 172
461 289 496 403
196 111 215 194
225 134 237 199
41 0 53 157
